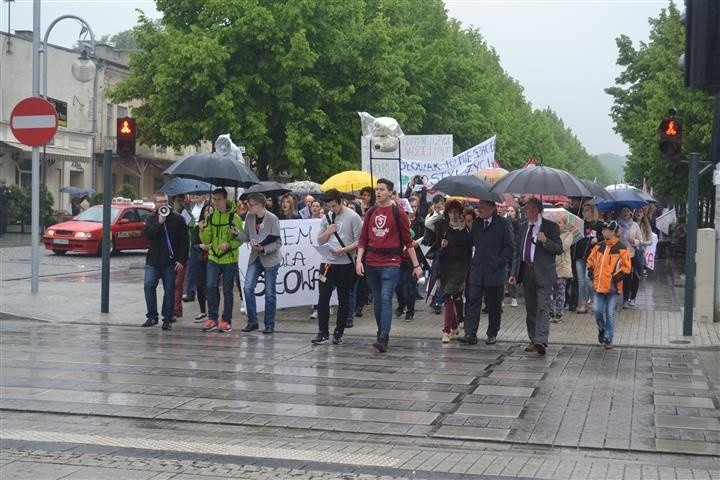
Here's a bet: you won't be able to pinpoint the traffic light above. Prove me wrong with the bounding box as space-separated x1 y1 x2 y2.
659 113 682 160
116 117 136 157
683 0 720 94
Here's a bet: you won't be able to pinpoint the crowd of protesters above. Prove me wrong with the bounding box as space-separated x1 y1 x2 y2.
142 176 666 353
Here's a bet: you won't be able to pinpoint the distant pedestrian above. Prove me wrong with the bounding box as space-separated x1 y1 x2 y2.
575 203 603 313
509 197 563 356
616 207 642 308
311 189 362 346
278 193 301 220
551 216 574 323
172 194 193 319
141 192 189 331
459 200 514 346
586 221 631 349
192 204 214 323
356 179 422 353
236 193 283 334
198 188 244 333
0 178 10 237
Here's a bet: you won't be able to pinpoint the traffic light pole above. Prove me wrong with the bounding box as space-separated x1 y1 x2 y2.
683 152 700 336
101 149 112 313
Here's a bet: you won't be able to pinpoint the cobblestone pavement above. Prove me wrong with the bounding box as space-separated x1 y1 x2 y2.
1 320 719 479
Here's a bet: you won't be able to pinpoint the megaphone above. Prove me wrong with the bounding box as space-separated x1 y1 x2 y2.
158 205 171 217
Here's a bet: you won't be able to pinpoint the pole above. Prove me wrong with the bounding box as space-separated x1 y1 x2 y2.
683 152 700 336
711 95 720 323
397 140 402 196
30 0 40 294
90 68 98 191
100 149 112 312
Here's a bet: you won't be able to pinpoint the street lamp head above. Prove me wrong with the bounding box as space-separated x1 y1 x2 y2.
71 49 96 83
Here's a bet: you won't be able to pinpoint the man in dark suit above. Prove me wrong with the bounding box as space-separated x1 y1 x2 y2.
509 196 563 355
458 200 515 345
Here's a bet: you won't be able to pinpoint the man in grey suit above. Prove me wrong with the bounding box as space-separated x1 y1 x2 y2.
509 197 563 355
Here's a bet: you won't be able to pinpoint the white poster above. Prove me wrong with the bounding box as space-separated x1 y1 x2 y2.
238 219 336 312
361 134 453 191
644 232 658 271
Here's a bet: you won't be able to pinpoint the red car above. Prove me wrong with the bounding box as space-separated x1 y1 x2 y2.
44 202 154 255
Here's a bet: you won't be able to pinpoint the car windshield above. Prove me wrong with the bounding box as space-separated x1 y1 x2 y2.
75 206 122 223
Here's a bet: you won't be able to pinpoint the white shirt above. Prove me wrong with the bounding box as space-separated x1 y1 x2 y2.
523 216 543 262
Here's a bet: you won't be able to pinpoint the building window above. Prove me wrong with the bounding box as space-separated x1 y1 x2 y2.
117 106 128 118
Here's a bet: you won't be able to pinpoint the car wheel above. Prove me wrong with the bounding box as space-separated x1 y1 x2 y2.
52 249 67 255
96 239 116 256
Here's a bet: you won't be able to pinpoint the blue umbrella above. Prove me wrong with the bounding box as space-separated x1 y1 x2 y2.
594 185 649 212
160 178 216 197
59 186 95 198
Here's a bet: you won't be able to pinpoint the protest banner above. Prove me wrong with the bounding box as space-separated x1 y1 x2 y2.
645 233 658 271
238 219 336 312
361 134 453 190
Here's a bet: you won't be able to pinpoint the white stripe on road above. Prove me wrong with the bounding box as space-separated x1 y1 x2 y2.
0 430 402 467
11 115 56 129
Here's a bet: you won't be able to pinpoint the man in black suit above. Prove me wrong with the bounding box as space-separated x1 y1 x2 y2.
458 200 515 345
509 196 563 355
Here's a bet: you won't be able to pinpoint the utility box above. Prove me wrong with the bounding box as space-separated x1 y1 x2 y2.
695 228 716 322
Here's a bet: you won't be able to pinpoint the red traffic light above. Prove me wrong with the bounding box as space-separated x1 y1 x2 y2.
658 116 682 160
116 117 136 157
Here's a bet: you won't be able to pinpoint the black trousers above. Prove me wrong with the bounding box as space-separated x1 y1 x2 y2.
318 262 356 337
465 283 503 338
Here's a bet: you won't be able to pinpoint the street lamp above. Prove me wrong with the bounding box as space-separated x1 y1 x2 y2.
40 15 99 190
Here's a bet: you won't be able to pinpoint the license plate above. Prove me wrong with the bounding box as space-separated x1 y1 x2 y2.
53 239 69 245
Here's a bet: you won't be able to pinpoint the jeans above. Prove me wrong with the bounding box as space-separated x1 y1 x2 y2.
552 279 567 316
144 264 177 322
244 258 280 328
207 261 237 322
365 265 400 334
575 258 591 304
594 287 619 342
185 245 200 296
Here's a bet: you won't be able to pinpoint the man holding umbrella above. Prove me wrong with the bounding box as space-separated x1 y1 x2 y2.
509 197 563 356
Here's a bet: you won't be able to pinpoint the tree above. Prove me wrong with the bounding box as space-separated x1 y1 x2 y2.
606 3 715 202
99 28 143 50
110 0 611 183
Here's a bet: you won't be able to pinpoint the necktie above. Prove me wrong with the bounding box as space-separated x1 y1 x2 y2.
484 220 490 231
523 224 534 262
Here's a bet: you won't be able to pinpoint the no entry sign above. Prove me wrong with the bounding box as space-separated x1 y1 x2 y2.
10 97 59 147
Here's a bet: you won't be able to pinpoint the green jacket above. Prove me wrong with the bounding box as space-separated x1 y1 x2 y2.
199 208 243 264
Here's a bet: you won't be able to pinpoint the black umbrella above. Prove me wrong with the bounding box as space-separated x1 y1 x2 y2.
163 153 260 188
579 179 613 200
59 186 95 198
159 178 216 197
433 175 503 202
490 166 609 199
239 181 291 199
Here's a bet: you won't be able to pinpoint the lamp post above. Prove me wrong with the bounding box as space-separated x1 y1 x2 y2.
29 3 98 293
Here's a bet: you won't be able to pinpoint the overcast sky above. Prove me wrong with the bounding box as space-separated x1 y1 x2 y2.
7 0 672 156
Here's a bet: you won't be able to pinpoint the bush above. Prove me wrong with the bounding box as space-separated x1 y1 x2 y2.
8 183 55 229
115 182 137 200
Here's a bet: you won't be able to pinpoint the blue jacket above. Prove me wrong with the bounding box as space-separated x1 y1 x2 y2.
467 214 515 287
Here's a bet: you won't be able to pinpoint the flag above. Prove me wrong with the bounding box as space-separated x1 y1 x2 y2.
493 156 503 168
523 155 537 169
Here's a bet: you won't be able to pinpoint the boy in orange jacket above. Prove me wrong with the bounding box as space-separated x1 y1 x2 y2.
586 221 631 349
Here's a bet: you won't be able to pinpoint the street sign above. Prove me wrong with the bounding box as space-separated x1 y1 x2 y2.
10 97 59 147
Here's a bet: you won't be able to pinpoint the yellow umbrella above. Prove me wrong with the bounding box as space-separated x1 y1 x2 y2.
321 170 377 193
474 167 509 185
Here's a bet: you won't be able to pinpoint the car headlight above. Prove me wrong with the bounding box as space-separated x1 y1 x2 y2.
46 230 55 236
74 232 92 239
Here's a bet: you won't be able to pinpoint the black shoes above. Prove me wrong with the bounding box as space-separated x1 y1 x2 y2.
240 323 259 332
332 335 344 345
433 304 442 315
373 332 389 353
182 295 195 303
485 336 497 345
534 342 547 356
404 311 414 322
345 319 354 328
457 336 478 345
141 319 158 327
395 306 404 317
355 307 363 317
161 321 172 331
311 334 329 345
598 329 605 344
262 327 274 334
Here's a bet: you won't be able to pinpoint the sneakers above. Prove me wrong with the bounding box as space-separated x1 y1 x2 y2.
332 335 344 345
161 321 172 331
310 309 318 319
202 319 218 332
194 313 207 323
311 334 329 345
182 294 195 302
485 336 497 345
433 303 442 315
628 299 636 307
218 321 232 333
511 298 518 307
395 306 405 317
442 332 450 343
141 319 158 327
551 314 563 324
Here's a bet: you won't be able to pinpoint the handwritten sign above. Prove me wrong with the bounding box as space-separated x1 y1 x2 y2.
238 219 336 312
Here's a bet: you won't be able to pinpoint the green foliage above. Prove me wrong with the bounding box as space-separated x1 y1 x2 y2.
606 3 715 202
99 29 140 50
115 183 138 200
8 184 56 227
110 0 611 183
